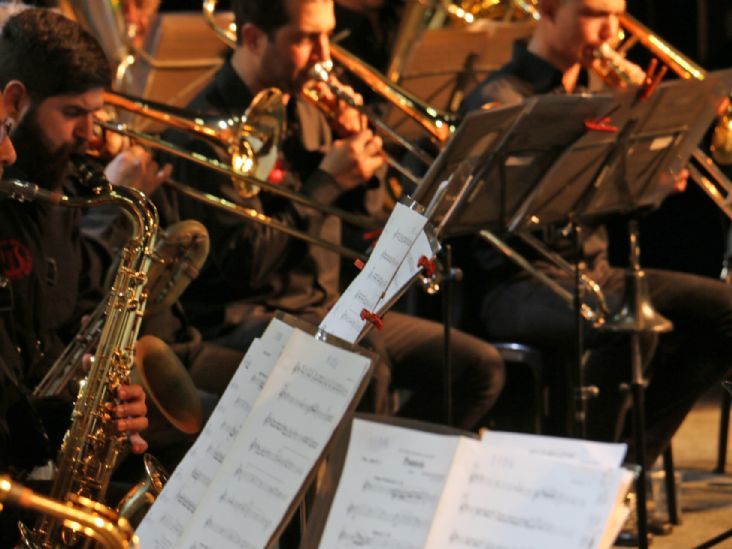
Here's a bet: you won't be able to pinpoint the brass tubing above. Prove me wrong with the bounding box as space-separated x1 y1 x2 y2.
96 120 380 231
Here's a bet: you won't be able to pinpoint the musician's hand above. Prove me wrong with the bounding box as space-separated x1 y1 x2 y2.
313 81 366 136
592 43 647 89
658 167 690 195
319 130 384 190
115 384 149 454
672 168 689 193
92 109 132 157
104 145 172 196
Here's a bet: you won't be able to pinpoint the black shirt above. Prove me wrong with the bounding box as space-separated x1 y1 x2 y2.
158 60 345 336
461 40 565 113
0 166 106 472
460 40 611 283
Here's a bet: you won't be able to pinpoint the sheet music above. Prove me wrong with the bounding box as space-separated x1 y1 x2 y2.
379 230 438 313
178 329 371 549
424 438 634 549
480 430 627 468
137 318 293 548
320 202 428 343
318 419 461 549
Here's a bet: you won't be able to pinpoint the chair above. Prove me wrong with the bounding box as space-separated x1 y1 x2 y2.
487 342 545 434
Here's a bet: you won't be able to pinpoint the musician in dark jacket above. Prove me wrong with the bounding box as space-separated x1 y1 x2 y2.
155 0 505 430
460 0 732 468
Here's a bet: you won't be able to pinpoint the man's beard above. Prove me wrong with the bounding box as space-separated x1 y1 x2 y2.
11 107 86 190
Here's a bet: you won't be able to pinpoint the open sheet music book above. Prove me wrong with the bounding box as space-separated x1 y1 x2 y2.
317 419 633 549
136 314 375 549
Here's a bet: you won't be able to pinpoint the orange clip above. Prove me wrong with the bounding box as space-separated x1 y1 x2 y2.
353 258 365 270
584 116 618 133
362 230 382 242
638 59 668 101
360 309 384 330
267 159 286 184
418 256 436 277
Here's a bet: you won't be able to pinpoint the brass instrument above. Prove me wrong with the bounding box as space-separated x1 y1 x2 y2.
0 476 138 549
104 89 284 198
101 91 376 228
302 61 432 185
0 173 159 548
114 453 167 527
94 119 378 260
442 0 539 24
33 219 209 416
479 230 608 326
145 219 210 316
202 0 459 151
586 15 732 217
711 102 732 165
60 0 223 91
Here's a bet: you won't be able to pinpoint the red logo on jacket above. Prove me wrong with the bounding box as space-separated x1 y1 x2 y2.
0 239 33 280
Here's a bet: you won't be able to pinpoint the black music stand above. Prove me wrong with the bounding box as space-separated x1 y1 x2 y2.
510 70 732 549
414 94 616 236
413 93 616 436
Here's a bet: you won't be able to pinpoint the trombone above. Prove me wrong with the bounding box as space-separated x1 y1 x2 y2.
202 0 458 155
494 0 732 218
96 118 371 261
101 90 379 230
104 87 284 198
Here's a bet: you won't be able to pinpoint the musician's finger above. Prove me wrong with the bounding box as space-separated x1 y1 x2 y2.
128 432 149 454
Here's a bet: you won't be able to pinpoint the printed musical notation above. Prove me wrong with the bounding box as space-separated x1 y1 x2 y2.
320 420 632 549
219 490 272 530
318 419 457 549
457 502 572 537
136 320 294 548
292 362 349 396
346 503 430 529
170 325 371 549
362 481 438 505
202 516 257 549
233 466 286 501
467 473 584 507
248 439 304 475
337 529 422 549
447 531 520 549
424 437 633 549
264 413 319 449
276 386 335 422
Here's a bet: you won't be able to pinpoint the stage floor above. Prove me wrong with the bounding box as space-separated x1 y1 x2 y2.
617 387 732 548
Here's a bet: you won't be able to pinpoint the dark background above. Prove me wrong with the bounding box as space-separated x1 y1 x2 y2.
610 0 732 276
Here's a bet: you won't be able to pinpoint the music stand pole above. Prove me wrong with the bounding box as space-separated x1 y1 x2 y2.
570 222 589 439
442 245 454 427
605 219 673 549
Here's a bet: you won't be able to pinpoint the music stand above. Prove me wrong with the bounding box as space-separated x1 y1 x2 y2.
511 69 732 232
414 94 616 237
509 70 732 549
413 93 616 438
385 21 535 137
298 413 476 549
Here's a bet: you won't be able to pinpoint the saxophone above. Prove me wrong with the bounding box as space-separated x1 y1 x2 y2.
0 168 159 547
0 476 138 549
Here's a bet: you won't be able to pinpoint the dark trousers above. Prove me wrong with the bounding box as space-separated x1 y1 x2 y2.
211 311 505 431
480 267 732 466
